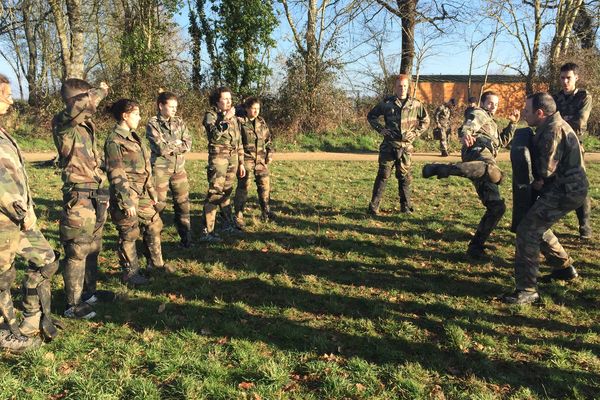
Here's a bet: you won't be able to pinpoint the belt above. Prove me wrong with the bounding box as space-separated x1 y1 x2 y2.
71 187 109 198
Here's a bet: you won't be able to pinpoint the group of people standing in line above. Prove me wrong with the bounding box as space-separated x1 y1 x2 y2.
0 61 593 352
0 76 272 351
366 62 591 305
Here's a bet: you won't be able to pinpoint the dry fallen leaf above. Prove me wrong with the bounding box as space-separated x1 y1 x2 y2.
238 381 254 390
157 303 166 313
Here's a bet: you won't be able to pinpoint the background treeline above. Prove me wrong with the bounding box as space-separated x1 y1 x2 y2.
0 0 599 151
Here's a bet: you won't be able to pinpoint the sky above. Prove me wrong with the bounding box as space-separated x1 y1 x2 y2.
0 1 558 100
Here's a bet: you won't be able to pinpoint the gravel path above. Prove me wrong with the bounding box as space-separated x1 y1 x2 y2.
23 151 600 163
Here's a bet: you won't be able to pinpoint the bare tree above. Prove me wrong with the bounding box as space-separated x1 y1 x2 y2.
0 0 54 103
48 0 85 79
488 0 553 94
369 0 462 74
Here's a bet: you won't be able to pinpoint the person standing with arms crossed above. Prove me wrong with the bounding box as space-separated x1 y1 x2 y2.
553 62 593 240
234 97 274 229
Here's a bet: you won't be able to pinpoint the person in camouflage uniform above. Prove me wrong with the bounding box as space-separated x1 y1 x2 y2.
201 87 245 241
502 93 588 304
422 91 520 258
553 62 593 240
234 97 273 229
433 99 455 157
105 99 167 286
367 74 430 214
146 91 192 248
0 74 59 352
52 78 110 320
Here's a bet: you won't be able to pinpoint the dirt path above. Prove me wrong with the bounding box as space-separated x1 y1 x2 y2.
23 151 600 163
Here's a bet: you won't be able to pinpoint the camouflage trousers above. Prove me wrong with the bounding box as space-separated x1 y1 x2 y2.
574 146 592 236
234 159 270 216
461 147 506 248
153 165 191 242
434 127 451 153
60 187 109 308
515 185 587 290
370 144 413 211
203 148 238 233
110 191 163 273
0 214 58 337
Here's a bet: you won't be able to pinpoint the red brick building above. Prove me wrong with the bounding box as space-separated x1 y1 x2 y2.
414 75 547 116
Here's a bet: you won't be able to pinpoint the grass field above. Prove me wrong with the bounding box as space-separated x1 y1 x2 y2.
1 159 599 399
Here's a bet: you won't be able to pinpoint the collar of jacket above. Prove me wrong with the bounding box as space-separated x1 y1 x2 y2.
559 88 580 98
394 96 414 107
157 113 172 124
114 124 137 140
537 111 563 132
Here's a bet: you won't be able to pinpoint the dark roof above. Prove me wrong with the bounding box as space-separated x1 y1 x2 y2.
415 75 526 83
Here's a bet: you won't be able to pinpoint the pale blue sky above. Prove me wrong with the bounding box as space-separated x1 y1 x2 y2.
0 2 556 99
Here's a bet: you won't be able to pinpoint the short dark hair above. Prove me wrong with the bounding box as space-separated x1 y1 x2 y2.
244 96 261 109
61 78 92 101
480 91 498 104
157 91 177 106
108 98 139 121
396 74 410 82
560 62 579 75
527 92 556 115
468 96 477 104
209 86 232 107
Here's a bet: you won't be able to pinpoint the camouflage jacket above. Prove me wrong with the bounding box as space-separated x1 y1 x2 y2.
459 107 516 157
553 89 592 138
52 111 107 190
433 104 451 129
367 96 430 149
239 116 273 164
105 125 155 210
532 111 588 191
0 127 35 224
203 107 244 161
146 114 192 173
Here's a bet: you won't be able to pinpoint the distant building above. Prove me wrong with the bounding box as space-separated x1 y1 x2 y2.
413 75 547 116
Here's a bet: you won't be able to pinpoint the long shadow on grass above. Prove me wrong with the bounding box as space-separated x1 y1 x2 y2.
89 284 600 398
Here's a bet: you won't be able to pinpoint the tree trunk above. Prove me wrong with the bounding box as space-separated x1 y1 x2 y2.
65 0 84 78
399 0 415 74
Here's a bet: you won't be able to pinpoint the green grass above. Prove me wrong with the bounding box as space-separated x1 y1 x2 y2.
2 159 599 399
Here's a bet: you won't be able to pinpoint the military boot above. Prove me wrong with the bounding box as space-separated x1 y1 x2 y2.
199 227 222 243
235 211 246 230
220 205 241 233
500 289 540 304
539 266 578 283
64 303 96 319
368 176 387 216
422 162 502 183
258 196 273 223
122 269 149 286
0 333 41 353
576 197 592 240
398 177 413 214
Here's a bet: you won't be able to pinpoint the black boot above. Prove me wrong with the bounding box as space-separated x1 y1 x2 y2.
369 173 387 215
576 197 592 240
